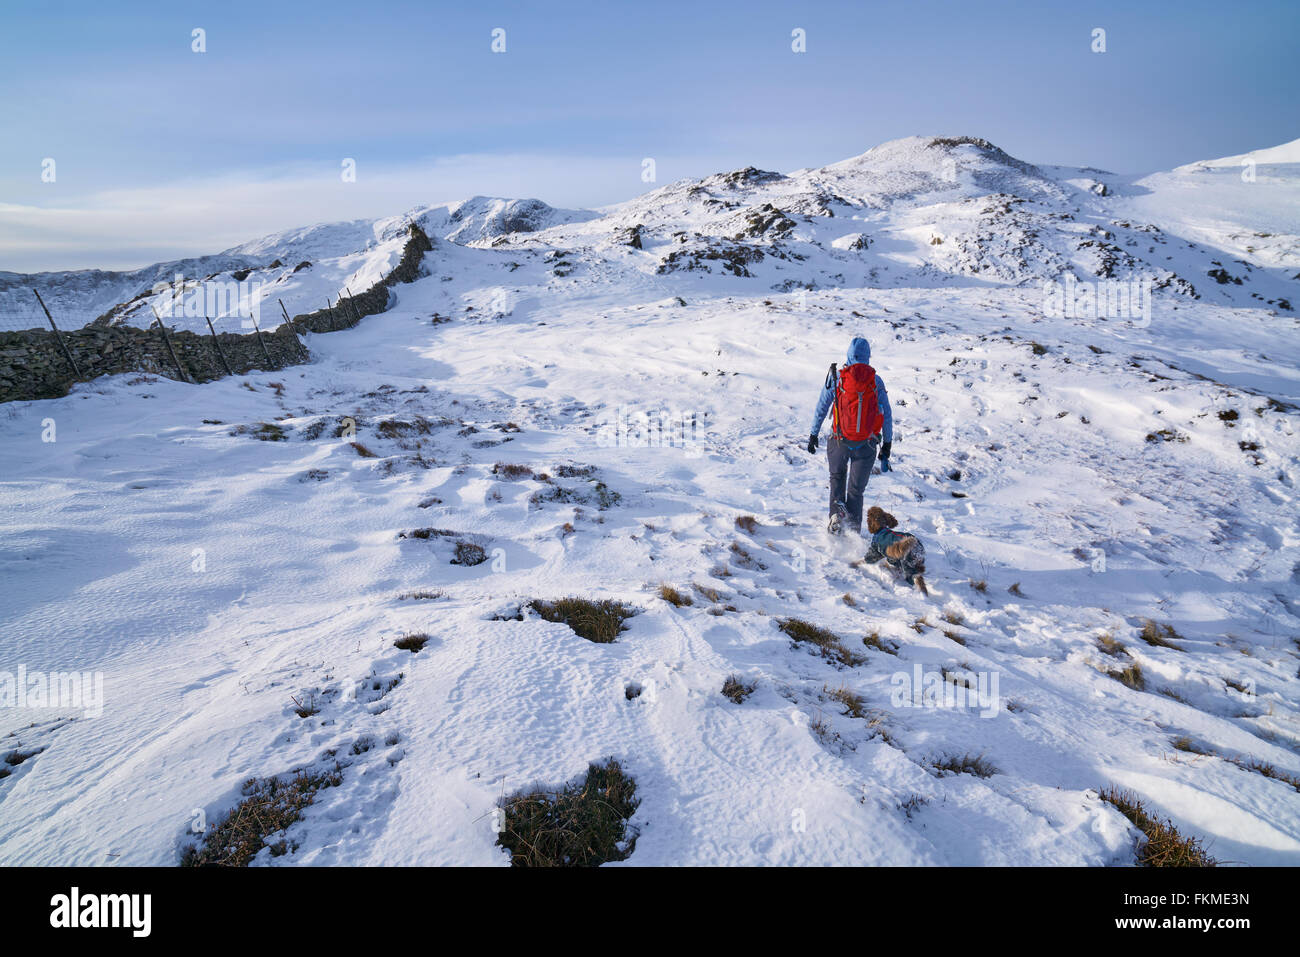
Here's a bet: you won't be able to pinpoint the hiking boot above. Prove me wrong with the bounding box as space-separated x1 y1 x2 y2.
828 501 848 535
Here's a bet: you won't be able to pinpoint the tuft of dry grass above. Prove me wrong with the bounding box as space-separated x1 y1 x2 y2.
496 758 638 867
394 633 430 653
492 462 534 480
397 589 443 601
778 618 864 667
728 541 765 569
928 752 998 778
451 541 487 566
1169 737 1300 792
969 578 988 593
332 416 363 438
399 527 455 540
1007 582 1025 597
1097 632 1126 656
658 584 694 608
842 593 857 607
1099 787 1217 866
735 514 759 534
1107 660 1146 691
1232 757 1300 792
376 417 435 439
693 583 721 603
808 713 840 747
721 675 756 704
553 463 596 479
180 766 343 866
824 682 867 719
862 631 898 655
3 748 40 769
350 440 378 458
941 666 977 689
530 597 638 643
898 794 928 818
229 421 287 441
1140 619 1185 651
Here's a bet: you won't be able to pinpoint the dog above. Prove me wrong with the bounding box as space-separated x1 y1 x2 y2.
865 506 927 594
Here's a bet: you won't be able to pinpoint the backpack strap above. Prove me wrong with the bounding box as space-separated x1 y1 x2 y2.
826 363 839 436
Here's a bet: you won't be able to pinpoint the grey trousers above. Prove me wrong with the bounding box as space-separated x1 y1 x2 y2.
827 435 879 532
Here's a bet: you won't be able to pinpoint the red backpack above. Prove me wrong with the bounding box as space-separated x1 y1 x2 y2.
831 363 883 442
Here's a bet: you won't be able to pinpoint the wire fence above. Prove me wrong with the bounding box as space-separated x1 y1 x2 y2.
0 310 286 335
0 309 56 333
0 284 314 401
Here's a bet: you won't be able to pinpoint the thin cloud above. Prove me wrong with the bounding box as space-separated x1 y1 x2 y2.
1 152 723 273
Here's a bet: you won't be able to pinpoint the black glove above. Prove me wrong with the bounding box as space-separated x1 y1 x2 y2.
879 440 892 472
806 433 818 455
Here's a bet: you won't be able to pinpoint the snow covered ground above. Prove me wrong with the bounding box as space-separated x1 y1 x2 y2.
1 136 1298 865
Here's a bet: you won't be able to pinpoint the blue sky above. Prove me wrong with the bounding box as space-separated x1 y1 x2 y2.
2 0 1296 271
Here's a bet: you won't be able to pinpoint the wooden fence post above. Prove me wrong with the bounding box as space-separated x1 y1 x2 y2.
280 316 307 360
204 316 234 376
149 306 190 382
279 299 299 335
248 313 276 370
277 300 308 359
345 287 363 326
32 289 83 378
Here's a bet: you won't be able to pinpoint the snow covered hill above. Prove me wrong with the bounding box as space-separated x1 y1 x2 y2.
1179 137 1300 169
5 135 1297 333
1 136 1298 866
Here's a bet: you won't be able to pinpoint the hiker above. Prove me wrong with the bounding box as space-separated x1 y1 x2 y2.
806 336 893 534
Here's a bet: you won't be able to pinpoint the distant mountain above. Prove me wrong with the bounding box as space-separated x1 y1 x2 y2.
4 135 1296 332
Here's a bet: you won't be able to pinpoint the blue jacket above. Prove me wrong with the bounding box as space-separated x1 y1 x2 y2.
810 337 893 446
869 527 908 560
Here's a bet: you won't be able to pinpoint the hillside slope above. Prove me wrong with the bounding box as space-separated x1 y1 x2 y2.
1 137 1298 866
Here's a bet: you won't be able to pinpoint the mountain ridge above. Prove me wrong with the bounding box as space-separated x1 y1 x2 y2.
3 134 1296 331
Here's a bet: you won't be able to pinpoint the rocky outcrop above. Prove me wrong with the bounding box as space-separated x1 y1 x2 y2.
709 166 785 190
731 204 796 240
614 224 645 249
657 240 766 278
